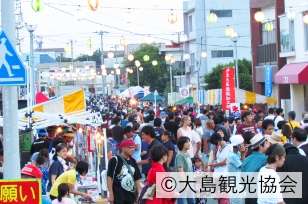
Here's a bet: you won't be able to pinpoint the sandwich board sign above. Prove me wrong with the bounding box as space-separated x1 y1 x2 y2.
0 30 26 86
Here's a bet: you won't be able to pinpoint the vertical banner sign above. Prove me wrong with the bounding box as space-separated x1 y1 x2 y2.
0 179 41 204
264 65 272 97
221 67 235 110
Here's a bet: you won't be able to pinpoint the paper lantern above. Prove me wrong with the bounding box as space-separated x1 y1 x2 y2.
32 0 42 12
88 0 100 11
143 55 150 62
254 11 265 22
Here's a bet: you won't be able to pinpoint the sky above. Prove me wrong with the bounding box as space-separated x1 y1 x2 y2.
20 0 184 56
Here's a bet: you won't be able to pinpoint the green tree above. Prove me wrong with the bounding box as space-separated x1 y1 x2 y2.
204 59 252 91
125 44 169 93
75 50 102 67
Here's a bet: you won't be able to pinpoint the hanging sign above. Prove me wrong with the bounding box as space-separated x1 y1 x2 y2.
0 179 41 204
221 67 235 110
264 65 272 97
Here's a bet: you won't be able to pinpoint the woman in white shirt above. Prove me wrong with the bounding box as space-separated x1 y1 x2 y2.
177 116 201 158
258 144 286 204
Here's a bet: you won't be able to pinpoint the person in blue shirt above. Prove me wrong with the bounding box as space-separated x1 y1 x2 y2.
241 134 270 172
241 134 270 204
228 135 245 172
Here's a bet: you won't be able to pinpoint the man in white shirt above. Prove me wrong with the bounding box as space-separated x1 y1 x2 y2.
274 108 284 130
264 108 275 121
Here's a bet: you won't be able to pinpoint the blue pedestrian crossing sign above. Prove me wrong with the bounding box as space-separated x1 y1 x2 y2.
0 30 26 86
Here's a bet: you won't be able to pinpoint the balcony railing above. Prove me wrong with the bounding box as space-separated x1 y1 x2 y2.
257 43 277 64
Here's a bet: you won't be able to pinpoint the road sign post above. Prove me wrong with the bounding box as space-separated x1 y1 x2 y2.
1 0 25 179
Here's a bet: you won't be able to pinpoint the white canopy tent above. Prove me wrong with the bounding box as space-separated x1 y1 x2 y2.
118 86 144 98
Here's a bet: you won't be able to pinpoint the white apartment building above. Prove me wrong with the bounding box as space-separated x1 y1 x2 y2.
183 0 251 90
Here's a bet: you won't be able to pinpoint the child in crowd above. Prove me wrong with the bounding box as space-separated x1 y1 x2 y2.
192 156 204 172
52 183 76 204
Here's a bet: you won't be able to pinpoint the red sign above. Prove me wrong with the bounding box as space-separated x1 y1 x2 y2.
221 67 235 110
0 179 41 204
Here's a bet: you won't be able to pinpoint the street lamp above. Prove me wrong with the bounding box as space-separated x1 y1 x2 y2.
128 54 134 62
201 51 207 58
225 26 239 89
107 52 114 58
134 60 141 86
152 60 158 66
165 55 174 94
26 24 37 108
207 12 218 23
303 13 308 24
168 10 178 24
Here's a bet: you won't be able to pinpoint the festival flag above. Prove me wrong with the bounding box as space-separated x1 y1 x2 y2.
221 67 235 110
32 89 86 115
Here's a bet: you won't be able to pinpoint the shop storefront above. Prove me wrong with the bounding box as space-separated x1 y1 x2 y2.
275 62 308 119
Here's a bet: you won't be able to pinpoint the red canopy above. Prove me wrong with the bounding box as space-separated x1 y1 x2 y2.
35 92 49 104
275 62 308 84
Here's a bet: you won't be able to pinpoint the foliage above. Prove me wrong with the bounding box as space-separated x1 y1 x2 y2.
124 44 169 94
204 59 252 91
74 50 102 67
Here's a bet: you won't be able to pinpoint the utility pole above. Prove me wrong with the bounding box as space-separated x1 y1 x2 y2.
1 0 21 179
232 38 239 88
27 25 36 106
97 31 108 95
169 64 173 93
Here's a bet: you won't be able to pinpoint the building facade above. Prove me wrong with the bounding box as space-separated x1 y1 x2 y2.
250 0 287 105
274 0 308 119
183 0 251 90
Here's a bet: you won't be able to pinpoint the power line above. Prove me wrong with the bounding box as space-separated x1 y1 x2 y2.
41 3 252 50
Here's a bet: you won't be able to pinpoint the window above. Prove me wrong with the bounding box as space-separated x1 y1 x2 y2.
210 10 232 17
188 15 193 32
279 15 295 52
261 21 276 44
211 50 233 58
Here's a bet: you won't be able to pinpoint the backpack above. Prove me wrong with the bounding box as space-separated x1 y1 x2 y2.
137 183 150 204
108 138 118 156
137 182 156 204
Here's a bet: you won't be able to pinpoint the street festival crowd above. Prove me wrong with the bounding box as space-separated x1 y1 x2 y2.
1 95 308 204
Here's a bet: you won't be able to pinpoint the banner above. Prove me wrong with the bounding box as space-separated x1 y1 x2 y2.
264 65 272 97
179 87 189 98
0 179 41 204
221 67 235 110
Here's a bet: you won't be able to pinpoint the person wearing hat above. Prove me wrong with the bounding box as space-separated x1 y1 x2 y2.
266 132 283 145
227 135 246 172
30 128 50 156
21 155 52 204
241 134 270 204
227 136 245 204
107 139 142 204
241 134 270 172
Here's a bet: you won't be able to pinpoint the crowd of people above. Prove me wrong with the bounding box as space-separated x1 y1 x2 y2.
103 96 308 204
1 126 93 204
1 95 308 204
